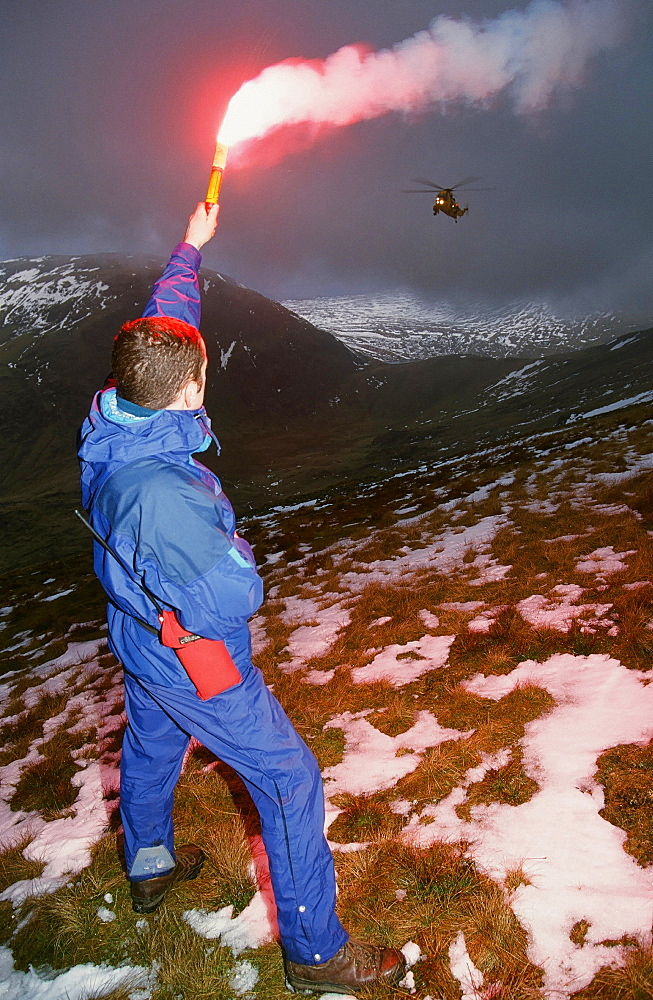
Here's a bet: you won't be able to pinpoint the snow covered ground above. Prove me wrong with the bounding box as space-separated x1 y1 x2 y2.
1 414 653 998
281 293 631 362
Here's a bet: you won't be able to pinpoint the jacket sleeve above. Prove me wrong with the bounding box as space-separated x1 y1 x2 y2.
142 242 202 328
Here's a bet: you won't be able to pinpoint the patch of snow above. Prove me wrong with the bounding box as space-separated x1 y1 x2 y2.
575 546 636 577
517 594 613 632
419 610 440 629
401 940 423 967
351 634 455 686
468 606 508 633
302 668 337 686
609 334 640 351
398 968 416 993
522 499 560 514
322 710 470 808
449 931 486 999
283 603 351 672
17 762 111 895
42 587 75 602
220 341 236 369
569 390 653 421
0 260 112 348
340 514 510 593
439 601 485 612
0 946 152 1000
7 268 41 283
183 889 275 955
229 959 259 996
411 653 653 997
248 615 267 656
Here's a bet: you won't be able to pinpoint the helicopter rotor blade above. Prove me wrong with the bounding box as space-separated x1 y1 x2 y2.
402 189 440 193
450 175 483 190
410 177 447 190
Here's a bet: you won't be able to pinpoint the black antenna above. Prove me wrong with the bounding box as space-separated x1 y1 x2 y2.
75 509 161 634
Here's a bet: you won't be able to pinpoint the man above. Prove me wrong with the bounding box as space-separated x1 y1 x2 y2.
78 203 406 995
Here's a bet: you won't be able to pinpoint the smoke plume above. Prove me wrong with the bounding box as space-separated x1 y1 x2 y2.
219 0 626 146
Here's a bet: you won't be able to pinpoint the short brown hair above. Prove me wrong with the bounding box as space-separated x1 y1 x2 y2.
112 317 206 409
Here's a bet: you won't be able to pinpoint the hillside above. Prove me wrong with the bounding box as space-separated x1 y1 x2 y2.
1 253 652 573
0 253 513 572
1 398 653 999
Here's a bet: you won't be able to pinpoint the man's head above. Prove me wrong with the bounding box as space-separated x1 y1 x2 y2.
112 317 207 410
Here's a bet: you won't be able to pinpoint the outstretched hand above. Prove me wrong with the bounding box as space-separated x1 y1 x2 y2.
183 202 220 250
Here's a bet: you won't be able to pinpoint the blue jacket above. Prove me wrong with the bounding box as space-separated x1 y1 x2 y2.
78 243 264 690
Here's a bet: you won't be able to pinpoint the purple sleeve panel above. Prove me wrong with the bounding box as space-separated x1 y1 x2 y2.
142 242 202 328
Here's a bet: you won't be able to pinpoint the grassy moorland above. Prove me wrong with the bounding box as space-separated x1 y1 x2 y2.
1 403 653 999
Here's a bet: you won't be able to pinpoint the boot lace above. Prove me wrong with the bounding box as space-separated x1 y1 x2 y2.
345 939 381 976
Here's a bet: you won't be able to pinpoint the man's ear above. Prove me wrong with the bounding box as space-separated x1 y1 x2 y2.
164 378 199 411
181 381 193 407
182 379 200 408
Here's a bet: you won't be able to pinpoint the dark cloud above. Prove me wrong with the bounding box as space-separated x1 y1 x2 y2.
1 0 651 324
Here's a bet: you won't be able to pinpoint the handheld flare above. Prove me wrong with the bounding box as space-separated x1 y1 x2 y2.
205 140 229 212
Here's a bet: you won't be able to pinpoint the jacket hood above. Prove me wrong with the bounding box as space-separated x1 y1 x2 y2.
78 387 214 509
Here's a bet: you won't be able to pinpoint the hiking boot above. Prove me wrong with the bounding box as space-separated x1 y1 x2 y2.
130 844 205 914
284 938 406 994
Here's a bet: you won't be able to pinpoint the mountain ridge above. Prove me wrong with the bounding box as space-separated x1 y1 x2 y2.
282 291 637 362
1 253 652 573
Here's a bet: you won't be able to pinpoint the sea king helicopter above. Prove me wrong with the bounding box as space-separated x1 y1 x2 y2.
402 175 489 221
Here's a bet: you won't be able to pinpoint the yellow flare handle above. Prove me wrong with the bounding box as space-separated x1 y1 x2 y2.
205 141 229 211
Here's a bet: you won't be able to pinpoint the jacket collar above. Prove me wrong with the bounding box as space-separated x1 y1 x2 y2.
78 387 214 508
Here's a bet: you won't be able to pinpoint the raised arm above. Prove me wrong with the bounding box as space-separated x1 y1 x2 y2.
142 202 219 326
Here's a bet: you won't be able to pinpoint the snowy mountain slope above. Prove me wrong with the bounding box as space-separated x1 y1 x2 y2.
0 254 508 571
367 325 653 474
282 291 631 362
0 258 113 349
1 253 652 574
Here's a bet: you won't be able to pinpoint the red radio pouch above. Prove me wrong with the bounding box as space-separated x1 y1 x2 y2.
159 609 242 700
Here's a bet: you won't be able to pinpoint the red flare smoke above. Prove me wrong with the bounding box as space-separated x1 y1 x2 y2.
218 0 625 155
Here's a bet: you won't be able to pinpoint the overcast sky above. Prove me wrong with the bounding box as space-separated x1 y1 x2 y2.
1 0 651 321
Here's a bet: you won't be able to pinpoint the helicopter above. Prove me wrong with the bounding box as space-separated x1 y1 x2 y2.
402 175 489 221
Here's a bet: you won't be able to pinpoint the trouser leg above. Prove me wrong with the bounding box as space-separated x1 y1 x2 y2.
120 673 190 877
141 636 348 965
231 721 346 965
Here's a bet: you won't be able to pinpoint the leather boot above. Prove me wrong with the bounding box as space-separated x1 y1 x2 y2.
284 937 406 994
130 844 205 914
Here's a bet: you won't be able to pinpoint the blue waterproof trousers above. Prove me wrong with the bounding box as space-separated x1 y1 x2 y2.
119 625 348 965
